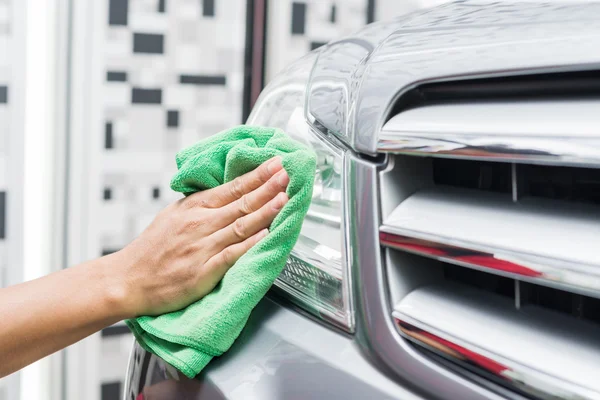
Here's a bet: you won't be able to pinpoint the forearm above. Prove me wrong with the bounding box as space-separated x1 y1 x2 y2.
0 157 288 378
0 252 129 378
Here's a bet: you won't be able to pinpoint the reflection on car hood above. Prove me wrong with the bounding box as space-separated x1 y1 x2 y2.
306 1 600 155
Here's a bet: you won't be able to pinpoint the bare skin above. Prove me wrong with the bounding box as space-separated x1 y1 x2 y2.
0 156 289 378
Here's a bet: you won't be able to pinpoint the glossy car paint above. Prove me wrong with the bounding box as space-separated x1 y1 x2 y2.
307 1 600 154
125 298 423 400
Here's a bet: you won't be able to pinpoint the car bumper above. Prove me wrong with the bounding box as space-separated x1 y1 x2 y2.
125 296 425 400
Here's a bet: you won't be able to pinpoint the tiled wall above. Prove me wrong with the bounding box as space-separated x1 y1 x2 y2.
99 0 247 259
265 0 372 81
0 0 8 394
98 1 248 398
0 0 9 291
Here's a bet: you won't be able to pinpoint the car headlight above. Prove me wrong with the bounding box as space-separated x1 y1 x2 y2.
247 51 354 332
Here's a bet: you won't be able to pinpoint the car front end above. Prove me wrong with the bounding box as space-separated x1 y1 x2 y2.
126 2 600 399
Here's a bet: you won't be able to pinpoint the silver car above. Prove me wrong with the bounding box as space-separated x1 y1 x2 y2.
125 1 600 399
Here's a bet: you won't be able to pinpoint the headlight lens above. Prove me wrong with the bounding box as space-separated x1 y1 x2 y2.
247 52 354 331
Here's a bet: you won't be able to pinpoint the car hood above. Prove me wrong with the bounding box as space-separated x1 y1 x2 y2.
306 1 600 155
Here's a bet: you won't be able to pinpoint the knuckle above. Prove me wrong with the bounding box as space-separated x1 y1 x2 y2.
197 198 211 208
182 243 199 258
233 218 246 239
229 177 244 198
239 195 254 214
186 195 211 209
183 217 203 232
221 247 234 266
268 176 282 191
258 163 272 182
184 264 199 284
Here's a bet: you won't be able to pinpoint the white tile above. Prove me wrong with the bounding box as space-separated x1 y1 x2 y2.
99 203 128 237
138 62 167 86
0 37 9 65
105 28 132 57
174 44 202 71
174 0 201 19
0 154 6 188
114 119 130 139
164 85 196 108
102 151 170 174
129 12 168 33
103 84 130 108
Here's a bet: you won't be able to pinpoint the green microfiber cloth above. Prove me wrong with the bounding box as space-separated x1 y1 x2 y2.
125 125 316 378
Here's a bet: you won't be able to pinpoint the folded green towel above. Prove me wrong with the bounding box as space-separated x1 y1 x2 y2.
126 125 316 378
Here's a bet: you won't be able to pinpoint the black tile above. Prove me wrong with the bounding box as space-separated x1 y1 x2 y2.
291 2 306 35
330 4 337 23
152 187 160 199
0 86 7 103
101 381 122 400
158 0 166 13
310 41 327 50
367 0 375 23
109 0 128 26
0 191 5 239
179 75 226 85
106 71 127 82
101 325 131 337
103 188 112 200
203 0 215 16
133 33 164 54
105 122 114 149
166 110 179 127
131 88 162 104
102 248 120 256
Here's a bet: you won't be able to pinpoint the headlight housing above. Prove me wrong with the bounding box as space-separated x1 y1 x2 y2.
247 51 354 332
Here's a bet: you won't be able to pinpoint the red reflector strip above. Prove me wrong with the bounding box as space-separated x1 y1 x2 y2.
396 318 509 376
380 232 542 278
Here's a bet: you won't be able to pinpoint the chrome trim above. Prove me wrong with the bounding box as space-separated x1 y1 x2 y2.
381 187 600 299
378 101 600 167
348 156 502 400
305 2 600 154
393 284 600 400
380 232 600 300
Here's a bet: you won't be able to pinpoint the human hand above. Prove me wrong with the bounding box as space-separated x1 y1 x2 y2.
111 156 289 318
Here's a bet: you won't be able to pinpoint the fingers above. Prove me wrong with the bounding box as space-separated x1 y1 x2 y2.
201 228 269 287
211 192 288 252
211 168 289 230
187 156 283 208
220 228 269 267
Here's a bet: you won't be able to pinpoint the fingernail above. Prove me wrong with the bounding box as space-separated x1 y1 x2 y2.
277 170 289 187
258 228 269 239
267 156 282 174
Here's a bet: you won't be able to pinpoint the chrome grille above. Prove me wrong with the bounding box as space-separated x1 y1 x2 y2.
378 99 600 400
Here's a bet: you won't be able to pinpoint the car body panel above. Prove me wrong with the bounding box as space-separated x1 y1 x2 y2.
125 298 424 400
307 1 600 154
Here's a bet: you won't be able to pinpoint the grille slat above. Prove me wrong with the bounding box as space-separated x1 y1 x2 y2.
393 283 600 400
379 100 600 399
381 186 600 299
378 99 600 168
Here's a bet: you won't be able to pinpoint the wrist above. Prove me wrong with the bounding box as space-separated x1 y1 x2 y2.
97 249 139 320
